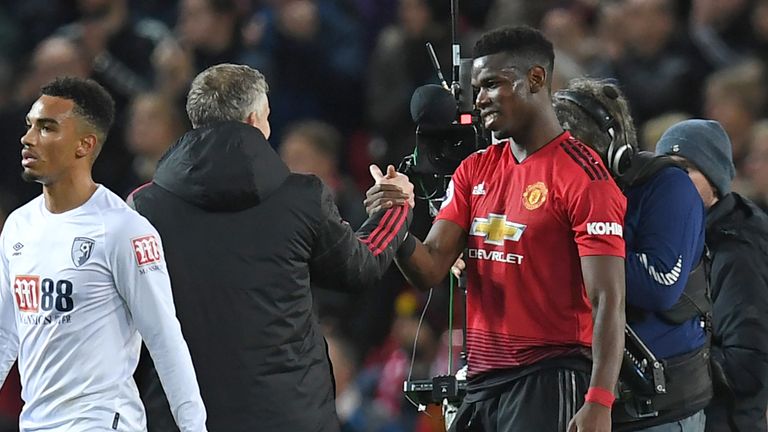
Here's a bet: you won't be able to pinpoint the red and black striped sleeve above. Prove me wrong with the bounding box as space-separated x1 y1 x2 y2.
310 183 412 292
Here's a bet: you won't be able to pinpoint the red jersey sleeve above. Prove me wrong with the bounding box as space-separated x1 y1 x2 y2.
565 169 627 258
434 156 473 231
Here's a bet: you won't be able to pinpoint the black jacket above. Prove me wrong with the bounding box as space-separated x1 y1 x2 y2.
129 122 411 432
705 193 768 432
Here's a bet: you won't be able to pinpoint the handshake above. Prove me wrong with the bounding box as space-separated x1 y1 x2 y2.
364 164 415 214
363 165 466 277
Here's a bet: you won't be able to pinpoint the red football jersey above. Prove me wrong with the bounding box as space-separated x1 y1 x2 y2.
436 131 626 377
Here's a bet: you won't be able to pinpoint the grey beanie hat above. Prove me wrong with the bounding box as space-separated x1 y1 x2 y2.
655 119 736 196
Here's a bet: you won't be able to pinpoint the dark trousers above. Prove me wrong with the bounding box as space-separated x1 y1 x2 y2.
449 368 590 432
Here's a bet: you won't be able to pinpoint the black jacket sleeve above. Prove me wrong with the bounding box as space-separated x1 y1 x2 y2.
710 241 768 431
310 183 412 291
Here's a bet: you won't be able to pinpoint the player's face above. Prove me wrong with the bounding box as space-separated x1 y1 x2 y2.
472 53 531 140
20 95 83 185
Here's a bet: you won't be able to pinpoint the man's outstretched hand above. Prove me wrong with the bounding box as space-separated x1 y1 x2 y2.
364 164 415 215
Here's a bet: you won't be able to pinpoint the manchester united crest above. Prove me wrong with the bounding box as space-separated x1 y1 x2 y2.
523 182 548 210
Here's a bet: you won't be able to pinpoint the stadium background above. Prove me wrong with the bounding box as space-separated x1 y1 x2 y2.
0 0 767 430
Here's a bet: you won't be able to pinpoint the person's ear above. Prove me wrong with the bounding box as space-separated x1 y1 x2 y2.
76 134 97 159
528 65 547 94
245 111 260 128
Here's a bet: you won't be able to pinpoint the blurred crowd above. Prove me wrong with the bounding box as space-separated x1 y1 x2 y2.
0 0 767 431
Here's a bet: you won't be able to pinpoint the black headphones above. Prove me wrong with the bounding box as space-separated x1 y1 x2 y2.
555 87 634 177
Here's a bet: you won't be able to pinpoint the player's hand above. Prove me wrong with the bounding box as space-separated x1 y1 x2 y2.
370 165 415 205
364 165 415 214
568 403 611 432
450 254 465 278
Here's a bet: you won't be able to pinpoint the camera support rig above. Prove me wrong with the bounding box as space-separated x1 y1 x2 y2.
399 1 487 429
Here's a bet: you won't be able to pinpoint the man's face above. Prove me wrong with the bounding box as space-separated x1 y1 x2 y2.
280 136 320 174
746 133 768 195
623 0 673 55
77 0 113 17
126 97 179 156
30 39 89 92
20 96 85 185
671 156 719 208
704 89 751 158
472 53 531 140
255 98 271 140
279 135 333 178
399 0 430 36
179 0 223 48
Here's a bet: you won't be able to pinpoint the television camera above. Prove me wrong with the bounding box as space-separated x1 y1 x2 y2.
398 42 490 217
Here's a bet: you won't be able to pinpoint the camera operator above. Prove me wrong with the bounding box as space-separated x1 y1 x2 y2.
656 120 768 432
553 79 711 432
367 26 626 431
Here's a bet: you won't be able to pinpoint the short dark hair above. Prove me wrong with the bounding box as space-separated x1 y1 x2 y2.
41 77 115 143
473 26 555 82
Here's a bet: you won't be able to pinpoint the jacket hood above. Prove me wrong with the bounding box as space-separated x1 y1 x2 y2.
616 151 683 191
154 121 289 211
707 193 768 253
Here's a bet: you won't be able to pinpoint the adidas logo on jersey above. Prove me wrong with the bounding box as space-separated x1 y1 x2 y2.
587 222 623 237
472 182 486 195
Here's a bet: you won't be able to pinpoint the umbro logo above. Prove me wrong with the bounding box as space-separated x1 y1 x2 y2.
472 182 486 195
12 243 23 256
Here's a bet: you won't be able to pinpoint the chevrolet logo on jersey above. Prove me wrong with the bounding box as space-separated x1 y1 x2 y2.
470 214 526 245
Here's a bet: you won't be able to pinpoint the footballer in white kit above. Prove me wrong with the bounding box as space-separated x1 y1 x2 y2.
0 77 206 431
0 187 206 431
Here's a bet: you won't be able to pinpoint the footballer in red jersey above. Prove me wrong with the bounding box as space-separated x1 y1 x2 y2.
365 26 626 432
437 131 626 378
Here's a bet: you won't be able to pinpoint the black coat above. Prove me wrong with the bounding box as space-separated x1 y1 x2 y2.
129 121 411 432
705 193 768 432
